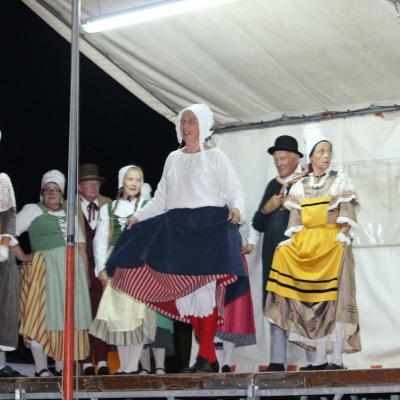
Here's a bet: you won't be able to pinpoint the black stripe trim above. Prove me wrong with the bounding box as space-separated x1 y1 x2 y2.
301 201 330 207
270 268 338 284
268 278 337 294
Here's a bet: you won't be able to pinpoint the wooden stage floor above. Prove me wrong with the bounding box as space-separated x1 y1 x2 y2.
0 368 400 399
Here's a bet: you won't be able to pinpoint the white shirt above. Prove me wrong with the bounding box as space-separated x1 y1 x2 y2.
93 198 144 277
16 203 85 243
80 197 100 230
135 148 245 222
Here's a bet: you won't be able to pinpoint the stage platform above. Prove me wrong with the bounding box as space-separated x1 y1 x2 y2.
0 368 400 399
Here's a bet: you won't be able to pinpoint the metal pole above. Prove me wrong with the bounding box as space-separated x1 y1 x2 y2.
63 0 80 399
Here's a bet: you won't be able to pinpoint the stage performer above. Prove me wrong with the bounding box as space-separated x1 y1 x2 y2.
253 135 305 371
265 125 361 370
214 215 259 372
78 164 112 376
17 170 92 377
0 164 27 377
106 104 247 373
90 165 173 375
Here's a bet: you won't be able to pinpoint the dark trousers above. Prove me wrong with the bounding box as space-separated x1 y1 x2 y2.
85 266 108 364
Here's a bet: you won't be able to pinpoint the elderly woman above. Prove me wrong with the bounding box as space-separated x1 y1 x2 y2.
265 126 360 370
91 165 173 375
106 104 247 373
17 170 92 377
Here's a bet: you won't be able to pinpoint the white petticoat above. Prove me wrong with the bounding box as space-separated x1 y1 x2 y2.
176 281 216 317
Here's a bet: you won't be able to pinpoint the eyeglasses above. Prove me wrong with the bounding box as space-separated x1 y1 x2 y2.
42 188 62 194
180 117 198 127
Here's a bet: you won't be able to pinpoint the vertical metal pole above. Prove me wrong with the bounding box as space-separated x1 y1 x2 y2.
63 0 80 399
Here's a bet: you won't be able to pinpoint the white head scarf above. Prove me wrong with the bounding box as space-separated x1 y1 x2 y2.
117 165 152 200
41 170 65 192
175 104 214 155
118 165 137 189
303 123 331 163
40 169 65 202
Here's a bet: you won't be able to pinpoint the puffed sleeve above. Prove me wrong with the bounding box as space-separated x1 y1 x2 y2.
214 149 245 215
93 203 111 277
16 204 41 236
330 172 359 228
134 154 172 222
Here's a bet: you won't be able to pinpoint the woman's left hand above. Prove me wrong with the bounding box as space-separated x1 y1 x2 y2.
228 207 241 224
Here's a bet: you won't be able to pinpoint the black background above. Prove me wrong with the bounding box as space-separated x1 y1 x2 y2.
0 0 191 372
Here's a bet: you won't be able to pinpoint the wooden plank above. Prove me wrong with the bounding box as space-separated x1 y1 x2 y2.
255 368 400 390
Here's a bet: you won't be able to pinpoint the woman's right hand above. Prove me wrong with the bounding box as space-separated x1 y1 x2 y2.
98 269 110 287
127 217 139 230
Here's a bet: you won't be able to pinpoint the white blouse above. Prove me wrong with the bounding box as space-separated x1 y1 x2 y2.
16 203 84 243
93 198 145 277
135 148 245 222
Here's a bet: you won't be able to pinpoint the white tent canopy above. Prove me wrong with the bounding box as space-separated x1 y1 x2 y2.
23 0 400 370
23 0 400 126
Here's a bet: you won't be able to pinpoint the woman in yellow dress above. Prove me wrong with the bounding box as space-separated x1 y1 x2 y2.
265 126 360 370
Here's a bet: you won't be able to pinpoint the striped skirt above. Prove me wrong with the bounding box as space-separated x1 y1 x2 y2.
19 252 90 361
107 207 248 323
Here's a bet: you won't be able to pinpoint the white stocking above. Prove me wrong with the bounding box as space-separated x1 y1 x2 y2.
30 341 48 373
152 347 166 371
312 341 328 366
124 343 144 373
139 347 151 372
221 340 235 367
117 346 130 372
331 340 343 366
55 360 63 373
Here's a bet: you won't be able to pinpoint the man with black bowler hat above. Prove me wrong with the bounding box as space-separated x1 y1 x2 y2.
78 164 112 375
253 135 304 371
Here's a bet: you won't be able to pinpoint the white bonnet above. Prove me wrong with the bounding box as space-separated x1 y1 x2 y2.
118 165 139 189
41 169 65 192
175 104 214 144
303 123 331 163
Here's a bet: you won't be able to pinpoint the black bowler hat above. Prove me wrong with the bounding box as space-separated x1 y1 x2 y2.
267 135 303 158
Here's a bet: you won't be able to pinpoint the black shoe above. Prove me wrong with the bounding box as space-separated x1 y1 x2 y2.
266 363 285 372
83 366 96 376
221 364 231 373
54 370 62 376
97 366 110 375
0 366 26 378
299 363 328 371
210 361 219 373
324 363 345 370
182 357 212 373
34 369 53 377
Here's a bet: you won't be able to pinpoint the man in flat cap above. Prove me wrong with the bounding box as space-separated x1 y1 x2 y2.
253 135 304 372
78 164 111 375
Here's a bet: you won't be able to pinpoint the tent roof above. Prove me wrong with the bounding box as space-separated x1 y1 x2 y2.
23 0 400 127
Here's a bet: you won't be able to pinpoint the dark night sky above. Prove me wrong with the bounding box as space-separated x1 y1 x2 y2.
0 0 177 209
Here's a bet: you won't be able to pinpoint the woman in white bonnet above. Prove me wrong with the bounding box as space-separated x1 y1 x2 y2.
17 170 92 377
90 165 174 375
265 124 360 370
106 104 248 373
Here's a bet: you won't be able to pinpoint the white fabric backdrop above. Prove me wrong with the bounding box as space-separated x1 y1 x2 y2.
23 0 400 125
211 112 400 370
